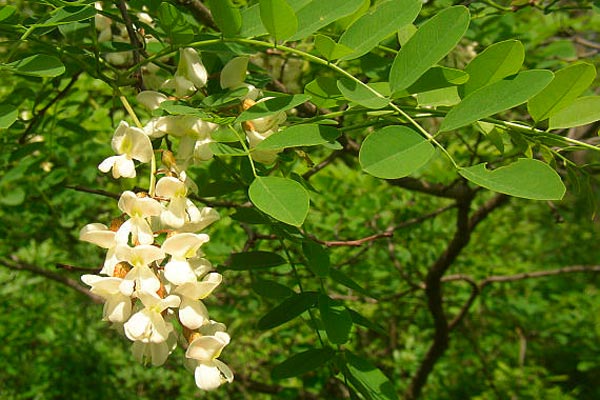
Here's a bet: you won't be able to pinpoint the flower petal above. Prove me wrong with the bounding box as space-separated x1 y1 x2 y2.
194 362 223 391
178 297 209 329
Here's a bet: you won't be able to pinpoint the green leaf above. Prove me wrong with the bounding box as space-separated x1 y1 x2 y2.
401 66 469 96
359 126 435 179
337 78 390 109
528 62 597 122
40 5 96 26
258 291 318 330
252 279 295 300
259 0 298 42
315 35 354 61
236 94 310 123
4 55 65 78
290 0 364 40
230 208 272 224
417 86 461 107
459 158 566 200
548 96 600 129
271 347 335 379
329 268 373 298
249 176 310 226
343 351 399 400
302 241 330 277
304 77 343 108
255 124 340 150
439 70 554 132
0 5 17 23
390 6 470 92
461 40 525 97
0 105 18 129
157 2 194 44
207 0 242 37
319 295 352 344
227 251 287 270
339 0 422 61
208 142 247 157
348 309 387 335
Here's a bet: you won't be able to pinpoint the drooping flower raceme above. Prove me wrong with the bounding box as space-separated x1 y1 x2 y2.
163 47 208 97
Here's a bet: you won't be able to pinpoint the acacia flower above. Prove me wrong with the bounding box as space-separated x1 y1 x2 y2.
162 47 208 97
81 274 132 322
136 90 168 111
162 233 210 285
116 191 163 245
220 56 260 100
243 98 287 164
116 244 165 296
124 292 181 343
79 222 122 276
155 176 190 228
186 322 233 391
180 206 220 233
131 330 178 366
98 121 154 179
174 272 222 329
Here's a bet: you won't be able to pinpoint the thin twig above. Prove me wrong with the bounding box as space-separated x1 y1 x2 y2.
115 0 144 90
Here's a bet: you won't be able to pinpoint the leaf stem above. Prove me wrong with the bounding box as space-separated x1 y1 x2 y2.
229 124 257 177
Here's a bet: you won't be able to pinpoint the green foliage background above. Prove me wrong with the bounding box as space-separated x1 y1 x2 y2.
1 0 600 399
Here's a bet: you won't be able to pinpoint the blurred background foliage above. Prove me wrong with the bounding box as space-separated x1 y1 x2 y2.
1 0 600 399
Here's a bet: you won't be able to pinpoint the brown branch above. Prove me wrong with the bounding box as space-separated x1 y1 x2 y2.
316 230 394 247
115 0 143 90
65 184 121 200
175 0 219 31
389 177 470 199
404 192 510 400
1 257 102 304
19 72 82 144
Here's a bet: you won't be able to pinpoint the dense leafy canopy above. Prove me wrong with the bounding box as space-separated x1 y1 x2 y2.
1 0 600 399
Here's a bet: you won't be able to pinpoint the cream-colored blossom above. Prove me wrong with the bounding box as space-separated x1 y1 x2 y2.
116 191 163 245
124 292 181 343
98 121 154 179
162 233 210 285
81 274 132 322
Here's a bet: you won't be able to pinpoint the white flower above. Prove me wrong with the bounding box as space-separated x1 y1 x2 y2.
116 244 165 296
136 90 168 111
180 206 220 233
79 223 122 276
186 322 233 391
131 330 177 366
163 48 208 97
162 233 210 285
81 274 132 322
243 98 287 164
220 56 260 100
124 292 181 343
174 272 222 329
155 176 189 228
98 121 154 179
116 191 163 245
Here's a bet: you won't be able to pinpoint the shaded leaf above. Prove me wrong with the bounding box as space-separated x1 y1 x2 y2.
41 5 96 26
315 35 353 61
157 2 195 44
401 66 469 96
304 77 344 108
343 351 399 400
271 347 335 379
439 70 554 132
258 291 318 330
249 176 310 226
329 269 373 298
208 142 247 157
390 6 470 92
252 279 295 300
228 251 287 270
302 241 330 277
360 126 434 179
458 158 566 200
5 55 65 78
339 0 421 61
319 295 352 344
528 61 597 122
0 105 18 129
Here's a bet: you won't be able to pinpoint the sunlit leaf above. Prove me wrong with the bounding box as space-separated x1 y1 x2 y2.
459 158 566 200
259 0 298 42
237 94 310 122
315 35 353 61
337 78 390 109
249 176 310 226
359 126 434 179
255 124 340 150
460 40 524 97
528 61 597 122
390 6 470 92
548 96 600 129
207 0 242 37
291 0 364 40
0 105 18 129
439 70 554 132
339 0 421 61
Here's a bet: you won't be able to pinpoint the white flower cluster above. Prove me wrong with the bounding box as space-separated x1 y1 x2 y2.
81 121 232 391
